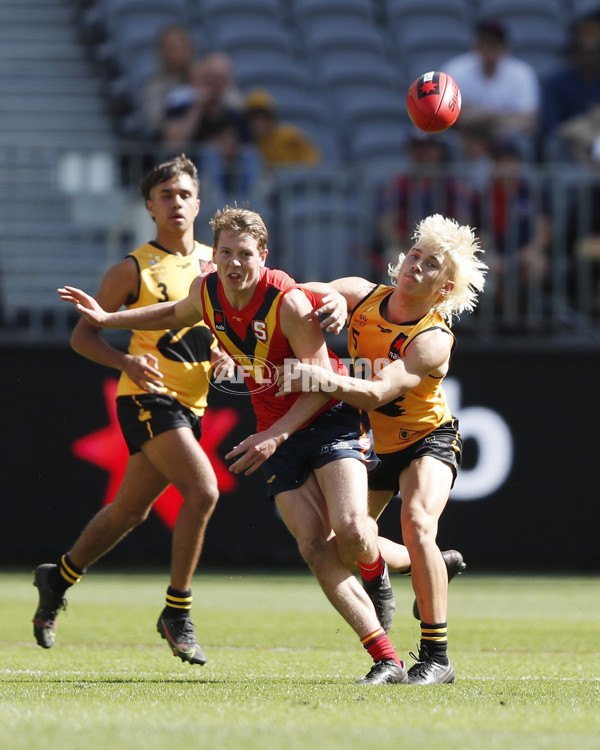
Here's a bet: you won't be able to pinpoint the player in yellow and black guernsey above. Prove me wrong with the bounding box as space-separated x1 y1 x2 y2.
116 238 216 417
347 284 455 454
32 155 231 665
281 214 488 685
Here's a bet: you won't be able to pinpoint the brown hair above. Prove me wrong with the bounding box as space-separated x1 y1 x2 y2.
209 205 268 251
139 154 199 202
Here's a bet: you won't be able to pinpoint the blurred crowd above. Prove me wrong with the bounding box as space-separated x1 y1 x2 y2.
78 3 600 328
140 23 321 202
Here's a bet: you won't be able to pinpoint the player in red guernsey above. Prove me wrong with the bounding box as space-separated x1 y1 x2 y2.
59 206 409 685
201 265 344 432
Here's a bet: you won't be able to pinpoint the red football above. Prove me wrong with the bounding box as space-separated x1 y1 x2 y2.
406 71 461 133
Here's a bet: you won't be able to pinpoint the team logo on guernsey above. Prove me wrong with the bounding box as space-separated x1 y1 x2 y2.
388 333 408 360
213 309 226 332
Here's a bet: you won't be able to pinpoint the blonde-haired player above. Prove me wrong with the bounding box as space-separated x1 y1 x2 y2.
281 214 487 684
387 213 486 319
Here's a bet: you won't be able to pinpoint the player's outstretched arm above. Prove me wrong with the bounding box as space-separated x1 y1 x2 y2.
278 328 453 412
58 285 202 330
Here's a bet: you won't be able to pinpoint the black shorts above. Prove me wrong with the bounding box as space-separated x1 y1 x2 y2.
368 419 462 495
116 394 202 455
261 402 380 498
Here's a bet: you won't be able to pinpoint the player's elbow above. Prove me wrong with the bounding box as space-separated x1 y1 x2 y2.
70 321 96 355
363 375 402 410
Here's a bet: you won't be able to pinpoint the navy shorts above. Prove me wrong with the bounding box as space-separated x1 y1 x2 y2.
261 402 380 498
116 394 202 455
368 419 462 495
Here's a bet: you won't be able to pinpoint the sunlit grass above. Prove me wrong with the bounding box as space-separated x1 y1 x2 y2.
1 571 598 750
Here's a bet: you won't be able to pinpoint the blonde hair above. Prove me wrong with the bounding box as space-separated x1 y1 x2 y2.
388 214 487 323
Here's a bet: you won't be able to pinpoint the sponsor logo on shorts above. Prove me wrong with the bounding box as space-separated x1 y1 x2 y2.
320 441 352 455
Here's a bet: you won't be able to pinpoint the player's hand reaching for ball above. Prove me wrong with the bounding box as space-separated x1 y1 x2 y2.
58 286 108 327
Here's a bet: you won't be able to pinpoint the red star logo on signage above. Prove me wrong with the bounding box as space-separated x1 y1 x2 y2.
71 379 239 529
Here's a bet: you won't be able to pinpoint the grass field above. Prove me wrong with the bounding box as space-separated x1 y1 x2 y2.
0 569 598 750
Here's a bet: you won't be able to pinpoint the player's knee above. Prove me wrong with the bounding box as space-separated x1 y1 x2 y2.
112 504 151 529
333 515 369 552
181 483 219 515
296 534 329 567
201 481 219 510
402 516 436 551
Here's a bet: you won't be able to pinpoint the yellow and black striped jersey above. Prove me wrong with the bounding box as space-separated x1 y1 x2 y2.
116 241 217 416
348 284 454 453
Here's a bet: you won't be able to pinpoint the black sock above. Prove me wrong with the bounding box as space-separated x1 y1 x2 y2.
49 554 84 594
420 621 448 665
163 587 192 618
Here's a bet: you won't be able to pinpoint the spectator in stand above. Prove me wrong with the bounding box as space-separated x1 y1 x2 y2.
159 53 259 201
540 11 600 162
243 89 321 169
201 123 262 204
142 25 198 140
456 123 495 192
161 53 248 150
373 132 471 280
443 18 540 149
470 138 551 324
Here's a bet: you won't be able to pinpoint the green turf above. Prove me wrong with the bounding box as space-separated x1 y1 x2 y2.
1 570 598 750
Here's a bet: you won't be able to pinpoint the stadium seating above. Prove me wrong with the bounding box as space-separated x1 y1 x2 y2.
384 0 470 23
332 84 406 128
209 16 295 56
192 0 283 24
277 189 371 280
231 53 311 95
478 0 565 20
298 16 389 56
391 14 473 55
347 121 411 183
5 0 600 343
316 52 398 91
499 18 569 63
292 0 375 24
569 0 600 20
87 0 188 45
